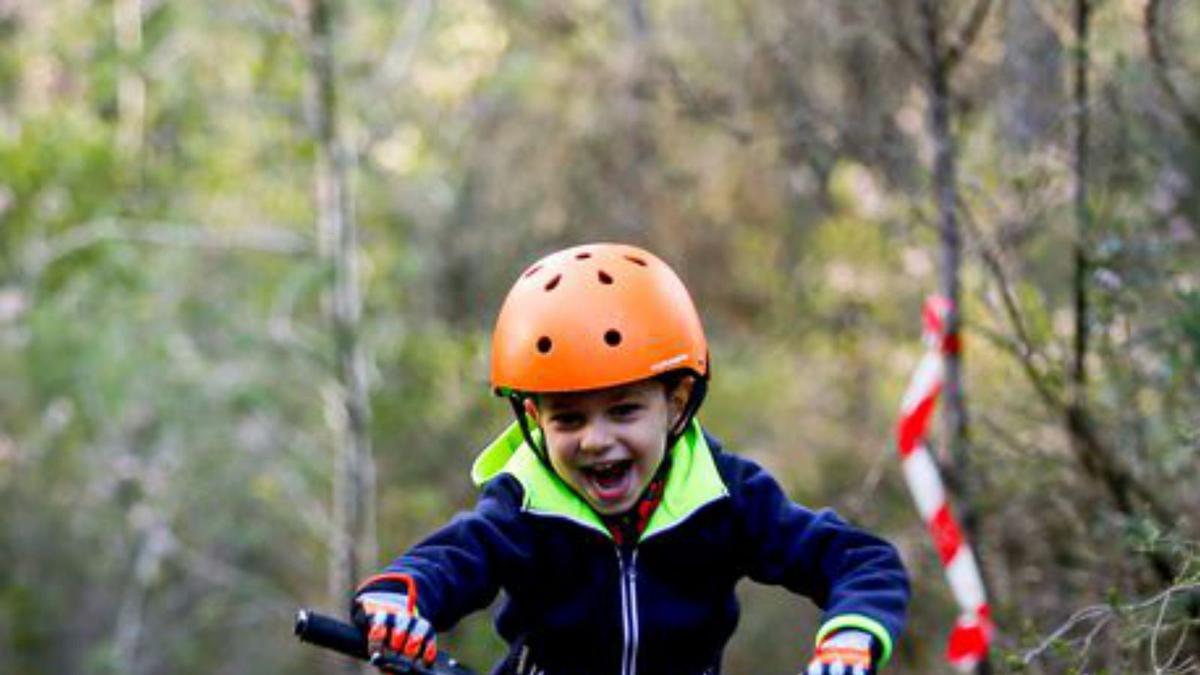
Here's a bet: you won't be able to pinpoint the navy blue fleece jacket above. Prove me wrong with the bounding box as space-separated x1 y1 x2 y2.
360 422 909 675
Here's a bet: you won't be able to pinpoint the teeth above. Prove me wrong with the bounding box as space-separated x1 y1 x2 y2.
588 460 625 472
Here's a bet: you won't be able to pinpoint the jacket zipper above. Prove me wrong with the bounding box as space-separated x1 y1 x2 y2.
615 547 639 675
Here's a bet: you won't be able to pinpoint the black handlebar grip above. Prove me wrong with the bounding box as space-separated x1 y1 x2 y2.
294 609 477 675
294 609 369 660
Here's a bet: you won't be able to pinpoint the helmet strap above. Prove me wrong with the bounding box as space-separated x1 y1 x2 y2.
507 393 552 467
508 374 708 473
665 374 708 451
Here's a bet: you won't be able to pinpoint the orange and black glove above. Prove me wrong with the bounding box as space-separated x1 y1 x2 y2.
352 574 437 671
804 629 877 675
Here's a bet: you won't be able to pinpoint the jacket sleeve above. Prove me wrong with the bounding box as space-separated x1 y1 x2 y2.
358 475 533 631
724 454 910 663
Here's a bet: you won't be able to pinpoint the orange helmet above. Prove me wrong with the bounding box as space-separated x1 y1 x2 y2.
491 243 708 394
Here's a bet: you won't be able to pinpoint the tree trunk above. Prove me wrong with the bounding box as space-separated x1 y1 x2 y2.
917 1 991 672
301 0 378 642
617 0 656 238
1070 0 1189 607
113 0 145 160
919 0 972 539
1069 0 1090 445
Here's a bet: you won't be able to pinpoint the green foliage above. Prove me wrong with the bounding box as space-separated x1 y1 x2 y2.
2 0 1198 673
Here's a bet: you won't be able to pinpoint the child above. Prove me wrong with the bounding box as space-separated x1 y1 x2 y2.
353 243 909 675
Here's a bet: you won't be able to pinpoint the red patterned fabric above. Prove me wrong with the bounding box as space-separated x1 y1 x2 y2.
603 464 668 546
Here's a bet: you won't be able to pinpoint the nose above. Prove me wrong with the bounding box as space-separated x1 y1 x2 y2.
578 418 615 454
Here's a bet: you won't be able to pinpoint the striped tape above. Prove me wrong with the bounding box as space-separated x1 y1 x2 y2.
896 296 991 671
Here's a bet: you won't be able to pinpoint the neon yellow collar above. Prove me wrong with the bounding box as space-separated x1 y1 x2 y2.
471 418 729 541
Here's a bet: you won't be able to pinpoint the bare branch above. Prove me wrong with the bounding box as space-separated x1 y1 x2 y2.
960 200 1180 549
883 1 922 67
841 440 892 523
657 55 754 144
733 3 839 190
22 219 313 279
351 0 436 158
959 203 1066 410
945 0 994 71
1145 0 1200 139
1023 582 1200 670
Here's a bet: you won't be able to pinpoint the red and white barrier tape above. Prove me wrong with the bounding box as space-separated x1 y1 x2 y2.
896 296 992 671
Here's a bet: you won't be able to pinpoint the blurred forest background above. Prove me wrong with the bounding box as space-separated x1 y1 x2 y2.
1 0 1198 673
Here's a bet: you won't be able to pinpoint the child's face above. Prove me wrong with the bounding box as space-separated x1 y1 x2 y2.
527 378 691 516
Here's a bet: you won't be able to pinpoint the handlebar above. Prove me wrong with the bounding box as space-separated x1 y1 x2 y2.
294 609 477 675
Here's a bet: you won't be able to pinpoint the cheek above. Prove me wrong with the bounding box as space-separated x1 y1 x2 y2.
633 416 671 461
542 432 575 470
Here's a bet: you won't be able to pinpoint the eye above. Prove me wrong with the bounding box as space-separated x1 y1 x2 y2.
549 412 584 430
610 403 642 418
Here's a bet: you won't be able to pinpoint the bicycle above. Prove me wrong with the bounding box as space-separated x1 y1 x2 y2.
294 608 479 675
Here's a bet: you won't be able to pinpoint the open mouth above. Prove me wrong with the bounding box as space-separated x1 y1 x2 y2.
581 460 634 500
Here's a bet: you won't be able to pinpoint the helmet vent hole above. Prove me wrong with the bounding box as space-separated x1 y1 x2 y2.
624 255 647 267
604 329 622 347
598 270 613 285
537 336 553 353
523 264 543 278
575 252 592 260
544 274 561 291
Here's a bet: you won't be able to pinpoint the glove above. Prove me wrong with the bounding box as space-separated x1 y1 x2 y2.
352 573 438 671
805 629 877 675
